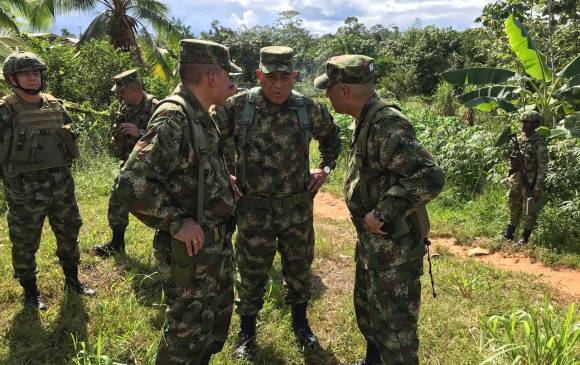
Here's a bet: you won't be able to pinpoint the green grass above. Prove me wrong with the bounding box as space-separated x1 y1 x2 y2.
0 155 578 364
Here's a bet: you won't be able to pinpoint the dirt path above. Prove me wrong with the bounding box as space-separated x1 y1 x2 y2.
314 191 580 299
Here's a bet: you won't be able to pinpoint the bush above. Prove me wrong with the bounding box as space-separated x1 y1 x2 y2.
534 197 580 252
431 81 459 116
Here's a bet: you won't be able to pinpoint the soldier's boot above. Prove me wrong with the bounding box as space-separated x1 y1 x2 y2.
19 277 48 311
291 302 319 349
503 224 516 241
232 314 257 360
63 265 96 296
93 228 126 257
347 341 381 365
517 229 532 245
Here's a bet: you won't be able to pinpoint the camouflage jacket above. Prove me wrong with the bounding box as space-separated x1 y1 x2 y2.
115 84 235 235
111 93 158 160
209 104 235 173
508 131 548 194
220 88 342 197
344 96 445 222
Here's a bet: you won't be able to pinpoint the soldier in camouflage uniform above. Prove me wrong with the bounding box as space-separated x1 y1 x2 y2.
114 39 240 365
93 69 159 257
315 55 444 365
219 46 342 358
209 73 239 172
503 111 548 245
0 52 96 311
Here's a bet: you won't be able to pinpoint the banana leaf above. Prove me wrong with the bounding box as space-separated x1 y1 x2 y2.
495 124 514 147
563 113 580 138
441 68 515 85
464 96 517 113
458 85 519 104
504 15 552 82
560 54 580 78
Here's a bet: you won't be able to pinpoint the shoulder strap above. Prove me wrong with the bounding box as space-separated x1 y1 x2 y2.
291 90 311 139
157 94 208 225
239 87 261 188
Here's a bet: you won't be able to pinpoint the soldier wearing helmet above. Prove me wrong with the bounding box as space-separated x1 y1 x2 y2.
0 51 95 311
503 110 549 245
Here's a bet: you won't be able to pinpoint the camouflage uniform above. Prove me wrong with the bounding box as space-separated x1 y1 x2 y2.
209 104 235 172
220 48 341 319
114 40 241 365
1 51 94 310
505 111 548 243
315 55 444 365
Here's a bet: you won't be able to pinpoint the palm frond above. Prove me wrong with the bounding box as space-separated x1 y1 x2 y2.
77 10 110 48
0 8 20 34
137 27 174 80
131 6 180 46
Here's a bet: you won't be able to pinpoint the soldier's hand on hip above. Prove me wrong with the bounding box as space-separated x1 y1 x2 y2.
364 210 388 235
308 168 328 194
119 123 140 137
173 218 205 256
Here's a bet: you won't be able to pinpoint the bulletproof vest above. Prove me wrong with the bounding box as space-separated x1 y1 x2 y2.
238 87 311 188
1 94 75 176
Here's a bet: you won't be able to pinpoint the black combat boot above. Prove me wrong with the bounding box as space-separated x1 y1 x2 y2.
291 302 319 348
19 277 48 311
347 341 381 365
517 229 532 245
232 314 257 360
63 265 96 296
503 224 516 241
93 228 126 257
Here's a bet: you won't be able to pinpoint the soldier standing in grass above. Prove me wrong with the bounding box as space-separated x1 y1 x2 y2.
219 46 342 359
93 69 158 257
315 55 444 365
0 52 95 311
503 110 548 245
114 39 240 365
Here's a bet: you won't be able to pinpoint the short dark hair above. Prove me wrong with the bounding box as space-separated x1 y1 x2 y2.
179 63 222 85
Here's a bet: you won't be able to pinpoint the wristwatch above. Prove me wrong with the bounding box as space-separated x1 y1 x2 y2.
373 209 385 222
323 166 331 174
138 128 145 137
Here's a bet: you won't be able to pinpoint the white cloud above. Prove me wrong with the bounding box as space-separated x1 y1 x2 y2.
228 10 259 28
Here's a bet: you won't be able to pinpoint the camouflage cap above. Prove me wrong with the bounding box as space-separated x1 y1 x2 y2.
314 55 375 89
259 46 294 73
111 69 140 92
521 110 542 123
2 51 46 81
179 39 242 73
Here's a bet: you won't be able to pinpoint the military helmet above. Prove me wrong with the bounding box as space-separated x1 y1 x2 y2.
521 110 542 124
2 52 47 81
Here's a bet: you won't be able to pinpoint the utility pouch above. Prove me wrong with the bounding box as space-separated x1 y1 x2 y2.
56 125 80 160
170 238 196 285
408 205 430 241
9 127 37 163
0 129 13 163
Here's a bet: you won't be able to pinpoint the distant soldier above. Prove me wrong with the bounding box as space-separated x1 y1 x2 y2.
93 70 158 257
503 110 548 245
114 39 240 365
220 46 342 359
0 52 95 310
315 55 444 365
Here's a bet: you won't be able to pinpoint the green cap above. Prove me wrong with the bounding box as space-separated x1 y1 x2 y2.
259 46 294 73
179 39 242 73
521 110 542 123
314 55 375 89
111 69 140 92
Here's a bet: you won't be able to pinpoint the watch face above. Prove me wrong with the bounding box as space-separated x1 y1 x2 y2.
323 166 331 174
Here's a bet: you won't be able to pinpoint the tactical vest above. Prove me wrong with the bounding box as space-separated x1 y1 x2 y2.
0 93 79 177
238 87 311 189
356 99 430 241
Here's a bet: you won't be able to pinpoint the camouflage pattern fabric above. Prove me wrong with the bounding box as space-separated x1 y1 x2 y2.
111 69 140 92
314 54 375 89
209 104 235 172
220 87 341 315
345 96 444 364
114 84 236 363
507 131 548 230
179 39 242 73
108 94 158 231
259 46 294 73
3 167 82 281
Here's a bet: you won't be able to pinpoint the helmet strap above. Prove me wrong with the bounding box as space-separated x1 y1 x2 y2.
11 74 45 95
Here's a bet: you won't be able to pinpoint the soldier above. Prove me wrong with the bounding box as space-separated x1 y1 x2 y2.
220 46 342 358
114 39 240 365
93 69 159 257
503 110 548 245
0 52 95 311
209 72 239 172
315 55 444 365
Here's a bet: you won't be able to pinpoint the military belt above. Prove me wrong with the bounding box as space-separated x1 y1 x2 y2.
240 191 312 210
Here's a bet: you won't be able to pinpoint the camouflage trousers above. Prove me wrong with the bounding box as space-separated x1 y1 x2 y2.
508 182 540 231
153 225 233 365
353 223 424 365
108 163 129 231
2 166 82 281
235 196 314 316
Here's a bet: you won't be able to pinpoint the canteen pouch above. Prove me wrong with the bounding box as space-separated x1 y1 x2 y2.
170 238 196 286
56 125 80 160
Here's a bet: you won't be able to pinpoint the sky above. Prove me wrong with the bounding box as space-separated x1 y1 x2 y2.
49 0 494 38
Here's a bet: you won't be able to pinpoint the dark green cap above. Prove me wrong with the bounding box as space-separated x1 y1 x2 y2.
314 55 375 89
521 110 542 123
179 39 242 73
259 46 294 73
111 69 140 92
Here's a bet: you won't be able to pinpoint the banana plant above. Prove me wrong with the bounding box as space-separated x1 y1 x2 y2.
442 14 579 137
